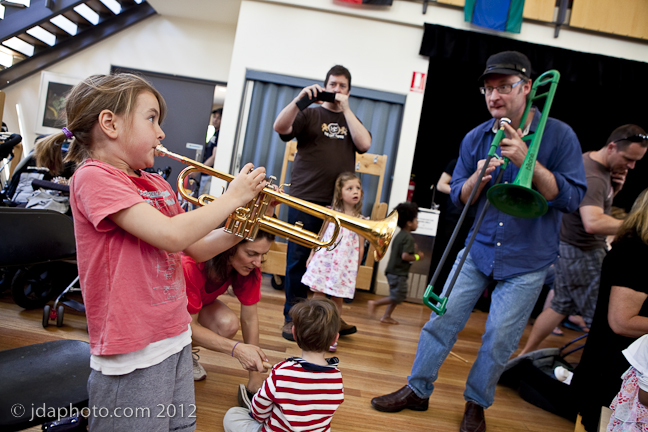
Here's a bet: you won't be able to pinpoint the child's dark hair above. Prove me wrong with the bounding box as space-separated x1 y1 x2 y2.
290 298 340 352
35 73 167 174
395 202 418 228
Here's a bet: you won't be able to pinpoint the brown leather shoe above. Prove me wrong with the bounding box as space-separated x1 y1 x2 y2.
371 385 429 412
460 401 486 432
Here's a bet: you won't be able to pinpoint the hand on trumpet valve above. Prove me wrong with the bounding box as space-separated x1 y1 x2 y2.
228 162 268 205
499 122 528 168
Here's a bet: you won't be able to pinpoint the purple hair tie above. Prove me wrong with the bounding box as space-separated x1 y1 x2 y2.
62 127 73 139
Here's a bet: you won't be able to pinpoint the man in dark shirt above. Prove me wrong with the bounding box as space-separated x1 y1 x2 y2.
370 51 587 432
520 124 647 355
273 65 371 341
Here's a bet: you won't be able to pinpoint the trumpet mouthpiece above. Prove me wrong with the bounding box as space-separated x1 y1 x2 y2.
500 117 511 126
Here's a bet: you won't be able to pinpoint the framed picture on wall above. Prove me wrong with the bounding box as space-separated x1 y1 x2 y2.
35 72 80 135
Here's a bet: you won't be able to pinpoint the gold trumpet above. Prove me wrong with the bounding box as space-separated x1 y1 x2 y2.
155 145 398 261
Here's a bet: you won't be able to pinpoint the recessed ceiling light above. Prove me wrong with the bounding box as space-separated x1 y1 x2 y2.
27 26 56 46
99 0 121 15
74 4 100 25
0 51 12 68
50 14 78 36
2 37 34 56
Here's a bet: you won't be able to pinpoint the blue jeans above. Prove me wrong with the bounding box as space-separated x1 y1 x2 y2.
283 206 325 321
407 248 548 408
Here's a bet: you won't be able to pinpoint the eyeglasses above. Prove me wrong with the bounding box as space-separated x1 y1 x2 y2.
479 80 524 96
618 134 648 143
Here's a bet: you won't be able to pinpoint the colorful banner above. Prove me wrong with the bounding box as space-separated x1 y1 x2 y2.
465 0 525 34
338 0 393 5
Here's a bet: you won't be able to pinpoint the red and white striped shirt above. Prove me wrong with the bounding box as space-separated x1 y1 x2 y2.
251 357 344 432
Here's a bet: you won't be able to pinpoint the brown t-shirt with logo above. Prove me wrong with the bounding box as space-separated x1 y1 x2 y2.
280 105 365 203
560 152 612 250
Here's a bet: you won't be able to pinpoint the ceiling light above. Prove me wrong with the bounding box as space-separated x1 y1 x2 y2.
2 37 34 56
74 4 99 25
50 14 78 36
0 0 29 8
134 0 143 3
27 26 56 46
0 51 11 67
99 0 121 15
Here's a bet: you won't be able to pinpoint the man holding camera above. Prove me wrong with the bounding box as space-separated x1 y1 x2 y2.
273 65 371 341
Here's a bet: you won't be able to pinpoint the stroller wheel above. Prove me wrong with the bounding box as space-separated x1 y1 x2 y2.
42 305 51 328
56 305 65 327
11 263 67 309
0 267 16 293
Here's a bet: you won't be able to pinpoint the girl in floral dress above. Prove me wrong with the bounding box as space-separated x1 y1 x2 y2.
608 334 648 431
302 172 366 352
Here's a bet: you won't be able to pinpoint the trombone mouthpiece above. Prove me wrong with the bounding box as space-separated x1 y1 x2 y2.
499 117 511 127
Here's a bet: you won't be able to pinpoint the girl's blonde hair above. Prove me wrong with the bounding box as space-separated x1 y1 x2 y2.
35 73 167 174
331 172 363 216
616 188 648 245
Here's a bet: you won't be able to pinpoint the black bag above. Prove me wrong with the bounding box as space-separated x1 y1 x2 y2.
41 414 87 432
500 347 580 421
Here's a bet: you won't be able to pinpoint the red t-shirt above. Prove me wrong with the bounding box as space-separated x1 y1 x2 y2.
70 160 191 356
182 254 261 315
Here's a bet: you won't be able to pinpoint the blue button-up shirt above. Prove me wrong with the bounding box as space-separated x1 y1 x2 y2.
450 109 587 280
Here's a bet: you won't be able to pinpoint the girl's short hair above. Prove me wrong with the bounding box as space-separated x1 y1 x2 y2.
331 172 363 216
290 298 340 352
202 229 275 285
35 73 166 174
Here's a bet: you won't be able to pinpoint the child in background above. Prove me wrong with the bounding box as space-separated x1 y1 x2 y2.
35 73 268 431
301 172 366 351
223 298 344 432
368 202 423 324
607 334 648 431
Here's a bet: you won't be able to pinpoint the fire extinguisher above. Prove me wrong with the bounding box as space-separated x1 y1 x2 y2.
407 174 415 202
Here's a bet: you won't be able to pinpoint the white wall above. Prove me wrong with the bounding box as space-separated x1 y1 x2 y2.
218 0 648 294
3 0 647 294
2 14 236 154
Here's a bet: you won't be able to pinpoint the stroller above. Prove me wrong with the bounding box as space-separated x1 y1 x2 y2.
0 206 82 326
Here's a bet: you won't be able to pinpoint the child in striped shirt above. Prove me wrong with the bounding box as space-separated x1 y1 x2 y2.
223 298 344 432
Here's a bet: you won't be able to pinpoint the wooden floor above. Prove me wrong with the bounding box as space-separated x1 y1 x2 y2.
0 275 584 432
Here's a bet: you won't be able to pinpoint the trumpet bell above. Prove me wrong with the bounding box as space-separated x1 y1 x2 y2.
487 184 548 219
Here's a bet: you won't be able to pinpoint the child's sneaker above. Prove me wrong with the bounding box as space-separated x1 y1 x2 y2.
329 342 338 353
192 348 207 381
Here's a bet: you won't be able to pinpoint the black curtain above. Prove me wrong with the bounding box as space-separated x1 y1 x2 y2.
413 24 648 213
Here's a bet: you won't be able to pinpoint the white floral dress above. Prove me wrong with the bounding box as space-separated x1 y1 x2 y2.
301 219 366 299
608 335 648 431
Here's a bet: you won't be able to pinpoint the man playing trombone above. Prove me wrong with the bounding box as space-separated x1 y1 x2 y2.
371 51 587 432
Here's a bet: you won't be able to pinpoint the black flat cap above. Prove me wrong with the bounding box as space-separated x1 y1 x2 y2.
479 51 531 82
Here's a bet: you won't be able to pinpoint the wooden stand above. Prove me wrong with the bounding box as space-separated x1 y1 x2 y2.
261 141 389 291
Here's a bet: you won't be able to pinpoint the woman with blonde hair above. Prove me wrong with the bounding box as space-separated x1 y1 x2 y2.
572 187 648 432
